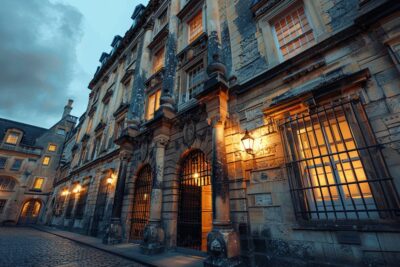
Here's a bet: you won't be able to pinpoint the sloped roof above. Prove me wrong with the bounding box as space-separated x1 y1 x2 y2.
0 118 47 147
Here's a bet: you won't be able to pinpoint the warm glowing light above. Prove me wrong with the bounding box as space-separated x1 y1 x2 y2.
193 172 199 179
73 184 82 193
61 189 69 196
144 193 148 200
106 177 113 185
241 129 254 154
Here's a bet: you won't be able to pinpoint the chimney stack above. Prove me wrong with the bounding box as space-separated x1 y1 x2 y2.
62 99 74 118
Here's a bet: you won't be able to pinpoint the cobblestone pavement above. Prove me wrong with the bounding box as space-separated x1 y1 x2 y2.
0 227 145 267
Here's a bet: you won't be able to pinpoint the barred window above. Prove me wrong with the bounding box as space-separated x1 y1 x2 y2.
273 5 315 60
65 193 76 219
75 184 89 219
280 99 400 221
0 199 6 214
54 194 67 217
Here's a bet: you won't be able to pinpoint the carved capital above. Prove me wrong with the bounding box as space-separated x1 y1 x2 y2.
153 134 169 148
207 115 226 128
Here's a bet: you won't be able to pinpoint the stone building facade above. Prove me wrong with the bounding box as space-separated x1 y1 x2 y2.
0 100 76 225
46 0 400 266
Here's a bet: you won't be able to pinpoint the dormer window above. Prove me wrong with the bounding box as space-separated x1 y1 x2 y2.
146 90 161 120
153 47 165 73
5 131 20 145
188 10 203 43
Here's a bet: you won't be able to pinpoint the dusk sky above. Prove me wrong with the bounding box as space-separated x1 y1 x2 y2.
0 0 147 128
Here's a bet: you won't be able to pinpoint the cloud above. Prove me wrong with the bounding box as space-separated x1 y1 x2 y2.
0 0 83 127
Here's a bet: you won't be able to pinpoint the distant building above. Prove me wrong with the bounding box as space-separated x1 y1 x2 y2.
45 0 400 266
0 100 77 225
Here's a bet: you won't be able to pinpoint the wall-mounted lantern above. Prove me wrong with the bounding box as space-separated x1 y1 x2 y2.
73 184 82 193
241 129 255 155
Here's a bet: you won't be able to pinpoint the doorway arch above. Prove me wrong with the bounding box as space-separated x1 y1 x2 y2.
18 199 42 224
130 164 153 241
177 150 212 251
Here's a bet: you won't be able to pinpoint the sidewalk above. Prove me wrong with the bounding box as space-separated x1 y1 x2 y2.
33 225 205 267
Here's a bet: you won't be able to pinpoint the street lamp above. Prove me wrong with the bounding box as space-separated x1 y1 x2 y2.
241 129 255 154
61 189 69 196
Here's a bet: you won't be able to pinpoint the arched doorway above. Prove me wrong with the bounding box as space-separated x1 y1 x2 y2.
177 150 212 251
18 199 41 224
130 165 153 241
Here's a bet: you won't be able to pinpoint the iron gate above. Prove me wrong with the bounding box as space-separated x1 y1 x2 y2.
130 165 153 241
91 177 109 236
177 150 211 250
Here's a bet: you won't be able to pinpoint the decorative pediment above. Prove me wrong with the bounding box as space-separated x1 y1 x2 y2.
120 69 135 85
102 88 114 104
113 103 129 118
94 121 106 133
145 68 164 89
177 33 208 69
88 105 97 117
148 25 169 50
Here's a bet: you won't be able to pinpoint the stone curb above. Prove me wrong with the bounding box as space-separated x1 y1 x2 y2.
32 226 157 267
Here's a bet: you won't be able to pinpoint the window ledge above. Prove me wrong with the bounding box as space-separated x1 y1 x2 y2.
293 220 400 232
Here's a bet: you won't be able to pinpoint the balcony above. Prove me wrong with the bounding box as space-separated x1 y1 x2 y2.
0 143 42 156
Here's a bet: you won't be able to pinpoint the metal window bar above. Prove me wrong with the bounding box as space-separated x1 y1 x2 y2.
130 165 153 241
280 99 400 221
177 150 211 250
75 184 89 219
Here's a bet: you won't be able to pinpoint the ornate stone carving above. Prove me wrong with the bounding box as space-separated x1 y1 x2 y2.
183 120 196 147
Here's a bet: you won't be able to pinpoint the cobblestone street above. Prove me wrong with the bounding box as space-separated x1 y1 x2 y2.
0 227 145 267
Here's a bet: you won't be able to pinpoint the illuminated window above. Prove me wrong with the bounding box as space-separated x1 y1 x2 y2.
32 177 45 190
273 5 315 60
153 47 165 73
183 62 205 104
11 159 22 171
281 100 400 220
146 90 161 120
48 144 57 152
5 131 20 145
42 156 51 166
0 199 6 214
188 10 203 43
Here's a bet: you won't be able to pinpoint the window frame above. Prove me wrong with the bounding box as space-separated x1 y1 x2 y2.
10 159 23 171
152 46 165 74
32 177 45 191
145 89 162 121
179 59 205 106
187 9 204 44
4 130 22 145
271 3 316 62
42 156 51 166
0 199 6 214
48 144 57 152
0 157 7 169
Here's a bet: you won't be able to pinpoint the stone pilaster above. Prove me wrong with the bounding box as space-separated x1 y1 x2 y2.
128 21 154 130
102 150 131 245
141 135 169 254
204 92 242 267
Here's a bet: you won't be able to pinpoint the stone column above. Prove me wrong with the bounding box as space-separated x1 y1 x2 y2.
103 150 131 244
204 94 242 267
141 135 169 254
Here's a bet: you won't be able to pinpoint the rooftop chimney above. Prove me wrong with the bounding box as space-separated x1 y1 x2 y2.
62 99 73 118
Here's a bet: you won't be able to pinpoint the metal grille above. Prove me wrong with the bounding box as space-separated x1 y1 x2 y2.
54 194 66 217
177 150 211 250
280 99 400 221
65 193 76 219
130 165 153 241
91 177 109 236
0 177 16 191
75 184 89 219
